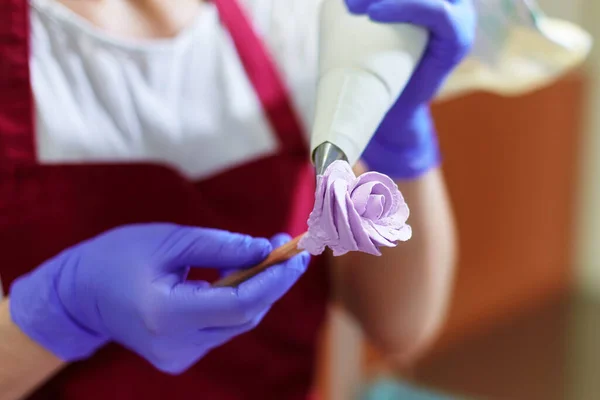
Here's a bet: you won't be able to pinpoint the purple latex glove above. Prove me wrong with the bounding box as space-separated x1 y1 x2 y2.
346 0 476 179
9 224 309 374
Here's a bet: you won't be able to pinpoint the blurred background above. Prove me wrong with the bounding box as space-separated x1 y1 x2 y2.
315 0 600 398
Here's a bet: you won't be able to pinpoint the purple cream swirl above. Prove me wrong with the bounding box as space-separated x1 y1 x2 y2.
299 160 412 256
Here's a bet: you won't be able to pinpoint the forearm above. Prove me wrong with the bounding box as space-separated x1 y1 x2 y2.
332 168 457 364
0 299 65 400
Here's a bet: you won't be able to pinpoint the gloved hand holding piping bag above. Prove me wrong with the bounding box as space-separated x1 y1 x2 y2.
316 0 592 179
355 0 477 178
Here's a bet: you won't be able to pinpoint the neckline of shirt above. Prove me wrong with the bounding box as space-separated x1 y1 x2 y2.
30 0 218 53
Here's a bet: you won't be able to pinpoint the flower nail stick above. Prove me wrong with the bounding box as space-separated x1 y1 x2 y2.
214 160 412 287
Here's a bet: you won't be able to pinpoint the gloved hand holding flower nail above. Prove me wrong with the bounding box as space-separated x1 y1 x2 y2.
10 224 308 374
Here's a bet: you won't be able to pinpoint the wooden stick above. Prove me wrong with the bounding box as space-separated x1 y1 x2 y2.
213 234 305 287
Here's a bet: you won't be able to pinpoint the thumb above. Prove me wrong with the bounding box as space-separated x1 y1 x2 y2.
367 0 456 38
345 0 378 13
233 233 310 309
217 233 296 279
159 227 272 270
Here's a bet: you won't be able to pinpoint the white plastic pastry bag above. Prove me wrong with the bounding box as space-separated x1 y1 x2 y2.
439 0 593 100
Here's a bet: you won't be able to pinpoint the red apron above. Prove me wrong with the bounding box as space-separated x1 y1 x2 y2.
0 0 329 398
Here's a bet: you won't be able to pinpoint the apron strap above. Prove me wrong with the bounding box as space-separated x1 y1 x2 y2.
213 0 309 155
0 0 36 165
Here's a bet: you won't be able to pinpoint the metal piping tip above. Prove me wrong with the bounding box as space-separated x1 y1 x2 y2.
312 142 348 176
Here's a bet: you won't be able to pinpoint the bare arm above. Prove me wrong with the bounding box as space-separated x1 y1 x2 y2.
331 165 457 365
0 299 65 400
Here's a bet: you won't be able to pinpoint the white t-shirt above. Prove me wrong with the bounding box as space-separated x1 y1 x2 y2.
30 0 321 180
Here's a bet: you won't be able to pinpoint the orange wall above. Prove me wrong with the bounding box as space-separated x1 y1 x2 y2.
431 72 584 349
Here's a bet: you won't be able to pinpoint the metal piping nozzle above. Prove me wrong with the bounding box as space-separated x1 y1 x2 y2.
312 141 348 176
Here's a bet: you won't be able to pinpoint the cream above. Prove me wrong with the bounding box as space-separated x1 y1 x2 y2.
299 160 412 256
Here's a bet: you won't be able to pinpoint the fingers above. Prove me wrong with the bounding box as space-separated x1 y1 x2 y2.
269 232 292 249
234 234 309 311
361 0 474 104
217 269 239 280
196 309 269 348
158 227 272 270
145 309 269 375
216 234 296 279
367 0 456 39
162 234 310 331
345 0 473 54
345 0 377 13
229 257 307 313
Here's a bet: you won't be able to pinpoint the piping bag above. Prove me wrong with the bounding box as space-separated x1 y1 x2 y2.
215 0 424 287
216 0 593 287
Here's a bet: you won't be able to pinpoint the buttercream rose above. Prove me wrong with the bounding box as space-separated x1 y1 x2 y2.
299 160 412 256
